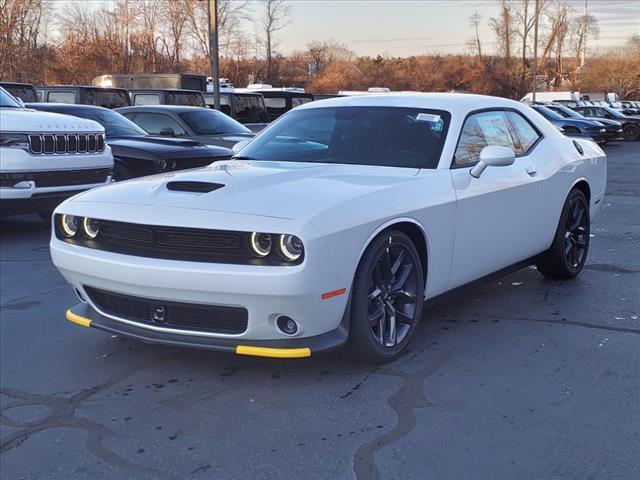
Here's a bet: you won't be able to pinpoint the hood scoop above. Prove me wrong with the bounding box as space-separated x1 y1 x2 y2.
166 181 225 193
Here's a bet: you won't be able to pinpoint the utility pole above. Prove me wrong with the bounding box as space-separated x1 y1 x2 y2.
532 0 540 101
207 0 220 110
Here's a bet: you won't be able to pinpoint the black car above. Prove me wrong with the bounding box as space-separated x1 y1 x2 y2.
0 82 38 102
242 89 314 121
129 89 206 107
116 106 255 149
545 104 623 142
573 106 640 141
37 86 132 108
530 105 607 143
204 91 270 126
27 103 232 180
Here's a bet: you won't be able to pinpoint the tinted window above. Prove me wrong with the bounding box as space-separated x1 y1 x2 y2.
454 111 518 166
292 96 313 107
179 110 250 135
128 113 187 136
534 106 563 120
237 107 450 169
79 109 147 137
233 95 266 123
264 98 286 109
48 91 75 103
5 86 36 102
94 91 130 108
507 112 540 154
166 92 205 107
134 94 161 105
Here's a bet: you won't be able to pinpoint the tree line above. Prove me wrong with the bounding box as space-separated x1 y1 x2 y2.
1 0 638 99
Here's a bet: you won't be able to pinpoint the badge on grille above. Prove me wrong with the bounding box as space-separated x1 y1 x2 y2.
152 306 166 323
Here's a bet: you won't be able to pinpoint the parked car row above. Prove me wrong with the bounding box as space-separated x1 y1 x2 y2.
524 100 640 142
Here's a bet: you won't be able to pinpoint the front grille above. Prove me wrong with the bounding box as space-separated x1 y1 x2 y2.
55 218 303 266
1 169 110 188
84 287 248 334
29 133 106 155
173 157 224 170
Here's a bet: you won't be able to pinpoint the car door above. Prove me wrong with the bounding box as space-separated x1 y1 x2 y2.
448 109 545 288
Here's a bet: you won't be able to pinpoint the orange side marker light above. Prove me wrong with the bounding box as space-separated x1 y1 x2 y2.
321 288 346 300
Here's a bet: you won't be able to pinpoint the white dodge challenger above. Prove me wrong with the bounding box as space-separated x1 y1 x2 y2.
51 93 607 362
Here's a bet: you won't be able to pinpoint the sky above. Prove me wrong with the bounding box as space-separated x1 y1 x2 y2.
56 0 640 57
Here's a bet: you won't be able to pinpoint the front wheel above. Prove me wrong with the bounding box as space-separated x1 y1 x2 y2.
536 189 590 279
623 124 640 141
349 230 424 363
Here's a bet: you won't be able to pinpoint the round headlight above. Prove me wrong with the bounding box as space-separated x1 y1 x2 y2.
60 214 78 237
82 217 100 239
250 232 272 257
279 234 303 261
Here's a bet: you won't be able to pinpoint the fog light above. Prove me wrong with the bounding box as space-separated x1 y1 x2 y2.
276 316 298 335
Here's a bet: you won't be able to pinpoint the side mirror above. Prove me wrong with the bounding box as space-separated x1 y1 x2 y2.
232 139 250 154
470 145 515 178
159 127 175 136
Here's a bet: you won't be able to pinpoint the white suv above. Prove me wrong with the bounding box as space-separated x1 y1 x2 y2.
0 87 113 219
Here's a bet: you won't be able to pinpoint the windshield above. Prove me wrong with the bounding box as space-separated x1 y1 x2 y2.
179 110 250 135
81 109 147 137
0 88 21 108
534 106 563 120
603 107 625 118
553 106 582 118
235 106 450 169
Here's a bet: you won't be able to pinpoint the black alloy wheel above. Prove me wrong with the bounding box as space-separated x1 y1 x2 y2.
564 196 589 271
537 189 590 279
350 230 424 362
623 124 640 141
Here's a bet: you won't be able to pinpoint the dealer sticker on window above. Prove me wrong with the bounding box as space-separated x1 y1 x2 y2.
416 113 441 122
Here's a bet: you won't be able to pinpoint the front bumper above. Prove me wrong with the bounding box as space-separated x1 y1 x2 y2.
66 302 348 358
0 182 110 216
51 232 352 355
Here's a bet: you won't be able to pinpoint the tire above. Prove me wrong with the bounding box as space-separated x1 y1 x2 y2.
623 124 640 141
349 230 424 363
113 162 133 181
536 189 590 279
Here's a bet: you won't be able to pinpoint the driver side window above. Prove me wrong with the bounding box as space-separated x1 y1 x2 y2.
454 111 517 166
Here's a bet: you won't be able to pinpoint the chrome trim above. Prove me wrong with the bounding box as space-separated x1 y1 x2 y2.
27 132 105 155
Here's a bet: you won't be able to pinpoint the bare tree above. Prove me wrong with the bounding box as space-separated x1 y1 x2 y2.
467 10 483 60
490 0 514 71
0 0 46 81
260 0 291 83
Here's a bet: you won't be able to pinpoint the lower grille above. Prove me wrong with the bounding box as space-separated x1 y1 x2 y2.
85 287 248 334
1 169 111 188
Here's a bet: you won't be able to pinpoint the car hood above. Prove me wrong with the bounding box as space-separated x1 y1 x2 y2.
561 118 604 128
582 117 621 127
67 160 420 221
0 109 103 133
107 135 232 159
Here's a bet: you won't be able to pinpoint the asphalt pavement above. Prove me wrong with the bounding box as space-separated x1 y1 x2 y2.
1 141 638 480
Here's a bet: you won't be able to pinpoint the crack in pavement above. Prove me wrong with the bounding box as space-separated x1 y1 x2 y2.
353 352 452 480
1 363 181 480
475 314 640 335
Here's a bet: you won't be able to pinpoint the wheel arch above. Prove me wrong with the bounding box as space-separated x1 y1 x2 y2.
357 218 430 294
571 178 591 202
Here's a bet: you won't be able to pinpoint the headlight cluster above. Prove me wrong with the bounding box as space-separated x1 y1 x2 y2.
249 232 304 262
0 133 29 149
58 214 100 239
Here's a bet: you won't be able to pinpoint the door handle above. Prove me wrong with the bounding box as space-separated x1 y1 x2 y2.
526 166 537 176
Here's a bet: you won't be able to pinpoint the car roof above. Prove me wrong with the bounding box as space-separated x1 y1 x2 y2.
116 105 209 113
129 88 203 94
27 103 111 112
296 92 520 113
